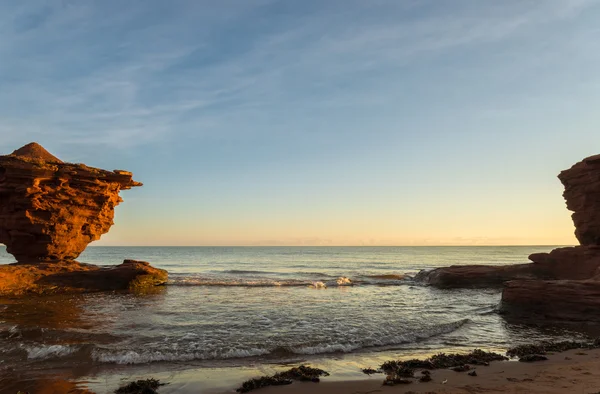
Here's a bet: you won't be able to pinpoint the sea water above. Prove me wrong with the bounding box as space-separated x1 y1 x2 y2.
0 246 588 386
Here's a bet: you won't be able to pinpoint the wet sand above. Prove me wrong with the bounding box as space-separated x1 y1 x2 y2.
235 349 600 394
5 348 600 393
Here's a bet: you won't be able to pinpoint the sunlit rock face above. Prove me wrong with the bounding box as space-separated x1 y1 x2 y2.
559 154 600 246
0 142 141 263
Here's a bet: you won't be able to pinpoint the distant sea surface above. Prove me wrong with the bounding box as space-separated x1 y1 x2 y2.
0 246 588 378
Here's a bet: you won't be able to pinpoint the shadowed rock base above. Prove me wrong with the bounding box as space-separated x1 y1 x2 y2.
0 259 168 296
417 246 600 322
501 279 600 322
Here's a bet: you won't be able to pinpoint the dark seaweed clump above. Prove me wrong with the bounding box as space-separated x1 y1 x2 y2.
507 340 600 359
519 354 548 362
382 349 506 375
427 349 507 368
383 375 412 386
419 370 432 382
379 349 506 386
361 367 380 375
114 378 164 394
236 365 330 393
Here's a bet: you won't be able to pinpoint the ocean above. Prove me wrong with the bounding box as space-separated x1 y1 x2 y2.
0 245 591 392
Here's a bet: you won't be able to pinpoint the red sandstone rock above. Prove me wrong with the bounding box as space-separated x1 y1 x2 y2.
0 142 141 262
559 155 600 245
413 263 546 288
418 153 600 322
501 279 600 322
0 143 167 295
0 259 167 296
419 246 600 289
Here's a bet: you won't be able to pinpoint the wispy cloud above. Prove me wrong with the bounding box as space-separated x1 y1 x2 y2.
0 0 599 152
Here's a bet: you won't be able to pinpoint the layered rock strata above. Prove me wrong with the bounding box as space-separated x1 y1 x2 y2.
0 142 142 262
0 143 167 295
559 154 600 245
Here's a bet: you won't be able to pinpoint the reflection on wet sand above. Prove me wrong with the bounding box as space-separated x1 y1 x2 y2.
0 290 167 393
2 374 94 394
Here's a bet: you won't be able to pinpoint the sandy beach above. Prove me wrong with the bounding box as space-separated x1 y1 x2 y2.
241 349 600 394
4 347 600 393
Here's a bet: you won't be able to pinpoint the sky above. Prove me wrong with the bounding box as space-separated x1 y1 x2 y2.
1 0 599 246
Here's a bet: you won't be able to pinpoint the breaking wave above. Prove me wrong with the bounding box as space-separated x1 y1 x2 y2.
25 344 78 360
89 319 469 365
168 274 411 288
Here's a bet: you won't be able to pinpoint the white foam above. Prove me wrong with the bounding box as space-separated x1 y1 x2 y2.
92 347 270 365
292 342 361 354
25 344 77 360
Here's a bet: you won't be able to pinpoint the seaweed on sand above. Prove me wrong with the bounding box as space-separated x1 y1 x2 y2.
378 349 507 386
361 367 380 375
383 374 412 386
507 340 600 358
519 354 548 362
381 349 506 376
114 378 165 394
236 365 330 393
428 349 507 368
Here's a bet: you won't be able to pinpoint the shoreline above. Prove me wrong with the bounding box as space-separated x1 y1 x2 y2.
229 348 600 394
252 351 600 394
6 345 600 393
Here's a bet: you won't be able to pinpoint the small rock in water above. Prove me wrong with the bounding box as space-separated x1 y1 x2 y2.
468 370 477 377
336 276 353 286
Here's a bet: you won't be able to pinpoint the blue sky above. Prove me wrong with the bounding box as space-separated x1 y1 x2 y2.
1 0 599 245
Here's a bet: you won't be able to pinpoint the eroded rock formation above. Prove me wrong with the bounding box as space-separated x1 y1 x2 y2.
417 153 600 321
559 154 600 246
0 143 167 295
0 142 141 262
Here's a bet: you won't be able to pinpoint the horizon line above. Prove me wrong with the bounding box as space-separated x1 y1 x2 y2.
81 244 575 248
